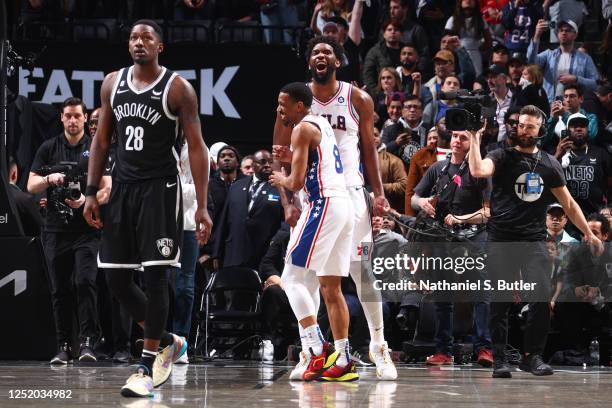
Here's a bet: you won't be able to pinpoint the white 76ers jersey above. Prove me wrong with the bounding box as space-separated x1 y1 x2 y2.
300 114 348 201
309 81 363 187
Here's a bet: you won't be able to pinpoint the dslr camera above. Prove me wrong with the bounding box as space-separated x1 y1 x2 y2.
36 162 86 223
440 90 496 131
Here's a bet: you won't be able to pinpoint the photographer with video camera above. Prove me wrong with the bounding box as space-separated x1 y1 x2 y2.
468 104 603 378
410 120 493 366
27 97 111 364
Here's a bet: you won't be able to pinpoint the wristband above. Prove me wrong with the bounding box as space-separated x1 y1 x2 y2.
85 185 99 197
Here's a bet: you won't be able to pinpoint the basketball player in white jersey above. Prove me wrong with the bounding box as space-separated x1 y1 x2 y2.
270 82 357 381
273 37 397 380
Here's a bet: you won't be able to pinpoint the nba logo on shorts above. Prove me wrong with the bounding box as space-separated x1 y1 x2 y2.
357 244 371 261
156 238 174 257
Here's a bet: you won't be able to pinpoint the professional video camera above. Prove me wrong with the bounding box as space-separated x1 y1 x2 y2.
36 162 86 223
439 89 496 131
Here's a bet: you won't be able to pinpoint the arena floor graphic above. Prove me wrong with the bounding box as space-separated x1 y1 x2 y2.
0 361 611 407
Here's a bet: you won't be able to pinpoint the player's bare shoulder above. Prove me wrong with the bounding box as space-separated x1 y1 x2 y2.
349 85 374 114
100 70 120 100
167 73 199 119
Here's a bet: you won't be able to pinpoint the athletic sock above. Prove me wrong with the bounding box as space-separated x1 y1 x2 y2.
139 349 157 376
298 325 308 354
304 324 324 356
369 325 385 346
334 338 350 367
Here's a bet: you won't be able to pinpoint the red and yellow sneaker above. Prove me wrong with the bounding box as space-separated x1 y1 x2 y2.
425 353 453 366
319 360 359 382
302 342 337 381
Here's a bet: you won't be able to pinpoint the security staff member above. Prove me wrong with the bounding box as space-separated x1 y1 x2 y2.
411 129 492 367
28 97 111 364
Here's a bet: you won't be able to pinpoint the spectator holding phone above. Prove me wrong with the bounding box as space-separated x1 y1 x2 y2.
527 19 599 104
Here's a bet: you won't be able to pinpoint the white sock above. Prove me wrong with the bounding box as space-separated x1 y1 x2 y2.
334 338 350 367
304 324 324 356
349 261 386 345
298 325 308 353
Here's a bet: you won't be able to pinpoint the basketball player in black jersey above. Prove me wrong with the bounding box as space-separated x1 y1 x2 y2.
84 20 212 398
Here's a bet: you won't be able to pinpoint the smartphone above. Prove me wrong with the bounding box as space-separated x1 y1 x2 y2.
561 130 568 139
555 95 563 102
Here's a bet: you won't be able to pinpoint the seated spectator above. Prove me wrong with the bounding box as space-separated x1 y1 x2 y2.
514 63 550 115
528 19 599 104
373 67 403 127
373 128 408 212
387 0 431 73
440 32 477 91
363 20 404 95
553 113 611 218
381 95 426 155
584 83 612 144
546 84 598 151
423 75 461 129
445 0 492 76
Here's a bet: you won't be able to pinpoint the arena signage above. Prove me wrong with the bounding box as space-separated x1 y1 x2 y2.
9 42 307 153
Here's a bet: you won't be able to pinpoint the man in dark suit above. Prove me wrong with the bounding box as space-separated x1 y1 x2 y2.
212 150 284 270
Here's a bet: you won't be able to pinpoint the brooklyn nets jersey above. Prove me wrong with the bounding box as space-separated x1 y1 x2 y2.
110 66 179 183
300 114 347 201
309 81 363 187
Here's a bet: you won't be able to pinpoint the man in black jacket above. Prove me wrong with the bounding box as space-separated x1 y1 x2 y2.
7 156 42 236
211 150 284 269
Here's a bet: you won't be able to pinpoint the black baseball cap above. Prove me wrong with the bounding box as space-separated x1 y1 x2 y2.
509 52 526 65
486 64 508 77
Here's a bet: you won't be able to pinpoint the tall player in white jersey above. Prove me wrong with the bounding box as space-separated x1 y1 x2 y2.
273 37 397 380
270 82 358 382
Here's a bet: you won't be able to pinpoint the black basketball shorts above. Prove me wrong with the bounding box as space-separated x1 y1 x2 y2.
98 175 183 269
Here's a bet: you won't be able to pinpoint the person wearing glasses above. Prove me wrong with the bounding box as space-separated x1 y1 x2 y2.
544 84 599 152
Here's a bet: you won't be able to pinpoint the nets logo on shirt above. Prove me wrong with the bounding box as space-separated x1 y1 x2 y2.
514 172 544 202
156 238 174 257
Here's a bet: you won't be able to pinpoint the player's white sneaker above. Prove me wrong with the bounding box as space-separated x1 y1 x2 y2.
289 351 311 380
153 334 187 388
369 342 397 380
121 368 154 398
